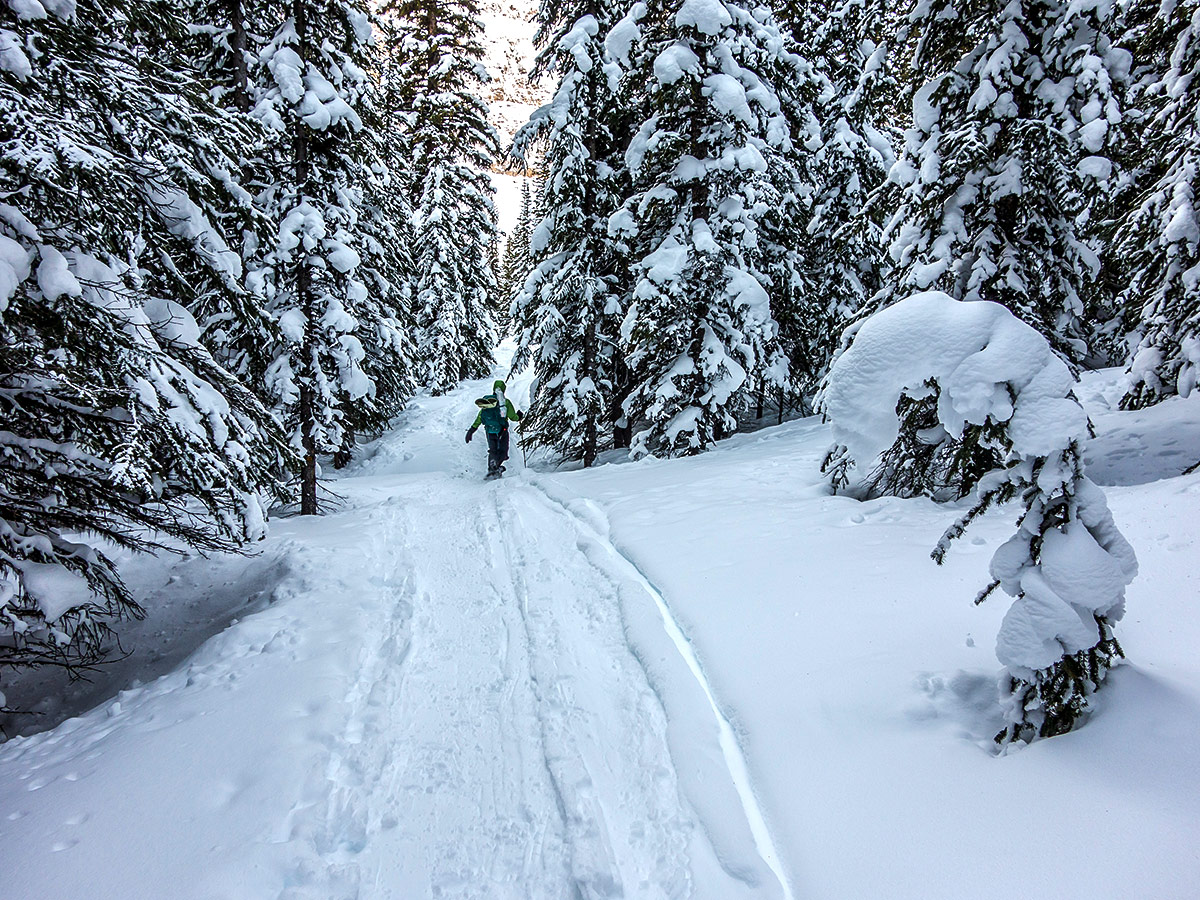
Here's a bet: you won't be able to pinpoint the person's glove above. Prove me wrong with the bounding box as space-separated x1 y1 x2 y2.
465 427 476 443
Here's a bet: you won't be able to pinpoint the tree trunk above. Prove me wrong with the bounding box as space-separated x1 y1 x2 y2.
294 0 319 516
613 420 631 450
227 0 249 113
612 355 632 449
755 385 764 420
778 385 785 425
580 73 599 469
582 313 598 467
299 382 318 515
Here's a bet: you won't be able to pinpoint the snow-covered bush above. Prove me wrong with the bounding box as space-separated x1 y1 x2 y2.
821 292 1138 743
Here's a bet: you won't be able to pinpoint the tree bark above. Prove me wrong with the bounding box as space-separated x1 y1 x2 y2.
294 0 319 515
581 70 599 468
582 311 598 467
612 356 632 449
299 381 318 515
227 0 250 113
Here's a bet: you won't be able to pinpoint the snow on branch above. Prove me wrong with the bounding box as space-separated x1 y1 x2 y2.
821 291 1138 744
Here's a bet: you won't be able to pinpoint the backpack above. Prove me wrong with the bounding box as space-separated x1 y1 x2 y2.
475 395 505 433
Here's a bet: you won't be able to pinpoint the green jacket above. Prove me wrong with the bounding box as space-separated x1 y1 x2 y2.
472 380 521 434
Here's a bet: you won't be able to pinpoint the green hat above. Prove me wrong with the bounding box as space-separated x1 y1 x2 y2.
494 379 507 391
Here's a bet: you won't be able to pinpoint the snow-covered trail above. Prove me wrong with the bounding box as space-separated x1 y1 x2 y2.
314 378 794 898
0 372 795 899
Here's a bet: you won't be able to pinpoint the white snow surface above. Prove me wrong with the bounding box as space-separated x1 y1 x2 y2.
1 355 1199 899
489 170 528 235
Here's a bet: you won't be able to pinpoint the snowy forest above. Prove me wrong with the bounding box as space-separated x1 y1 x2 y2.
2 0 1200 894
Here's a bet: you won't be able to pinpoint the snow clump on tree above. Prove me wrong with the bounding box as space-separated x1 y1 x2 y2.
821 292 1138 744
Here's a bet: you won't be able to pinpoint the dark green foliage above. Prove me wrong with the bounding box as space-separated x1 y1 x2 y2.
1 0 294 674
864 387 1007 501
998 624 1124 743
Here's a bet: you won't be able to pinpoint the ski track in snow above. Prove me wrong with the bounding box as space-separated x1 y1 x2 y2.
523 483 797 900
283 380 794 897
282 479 791 898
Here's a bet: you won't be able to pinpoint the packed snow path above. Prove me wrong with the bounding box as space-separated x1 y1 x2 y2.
324 380 794 899
0 374 794 900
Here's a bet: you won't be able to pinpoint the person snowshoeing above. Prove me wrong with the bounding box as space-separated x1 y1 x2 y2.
466 380 522 477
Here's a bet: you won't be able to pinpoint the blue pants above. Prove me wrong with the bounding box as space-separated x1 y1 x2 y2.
485 429 510 473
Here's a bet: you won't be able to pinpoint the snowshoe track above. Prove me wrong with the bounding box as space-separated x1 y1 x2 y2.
493 490 693 898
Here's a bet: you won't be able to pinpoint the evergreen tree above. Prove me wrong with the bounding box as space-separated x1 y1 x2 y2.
178 0 292 412
346 7 422 448
501 178 534 309
509 0 629 466
338 149 422 464
384 0 500 394
611 0 804 457
772 0 896 399
823 292 1137 743
1 0 290 674
181 0 418 481
874 0 1128 366
247 0 410 511
1118 0 1200 408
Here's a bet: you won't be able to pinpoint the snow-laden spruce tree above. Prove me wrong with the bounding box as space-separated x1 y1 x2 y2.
1 0 289 675
608 0 808 457
340 11 423 458
182 0 418 485
875 0 1129 366
175 0 297 416
1118 0 1200 409
383 0 500 394
501 179 534 312
508 0 630 466
337 149 422 465
822 292 1138 744
247 0 408 512
770 0 896 400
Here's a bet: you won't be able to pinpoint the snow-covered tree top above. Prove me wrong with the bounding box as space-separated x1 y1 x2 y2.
822 291 1089 470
